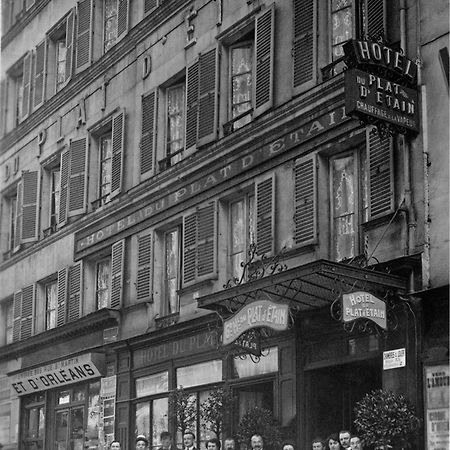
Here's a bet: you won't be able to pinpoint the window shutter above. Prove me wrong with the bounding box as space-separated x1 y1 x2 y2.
14 180 23 251
185 59 199 151
33 39 46 108
20 284 35 340
65 9 76 83
144 0 158 14
197 202 216 278
68 262 83 322
58 149 70 226
76 0 93 72
12 291 22 342
292 0 316 94
255 174 275 256
140 91 157 178
197 48 218 146
57 268 68 326
22 52 33 120
294 153 317 245
111 239 125 309
68 137 88 216
136 232 153 301
254 5 274 117
183 213 197 285
364 0 386 40
21 170 40 243
367 127 394 219
111 110 125 198
117 0 129 38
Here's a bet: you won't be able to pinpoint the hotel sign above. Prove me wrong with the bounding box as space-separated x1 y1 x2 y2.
342 291 387 330
222 299 289 346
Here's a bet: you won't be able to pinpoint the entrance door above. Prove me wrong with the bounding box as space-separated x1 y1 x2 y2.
307 358 381 441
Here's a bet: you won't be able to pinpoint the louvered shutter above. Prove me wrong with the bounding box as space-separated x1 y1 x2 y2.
21 52 33 120
144 0 158 14
21 170 40 243
183 213 197 285
367 127 394 219
65 9 75 83
140 91 156 177
136 232 152 301
254 5 274 117
185 59 199 151
294 153 317 245
14 180 23 251
58 149 69 226
364 0 386 40
20 285 35 339
292 0 316 94
67 262 83 322
117 0 129 38
68 137 88 216
33 39 46 108
111 110 125 198
255 174 275 256
111 239 125 309
197 202 216 278
57 268 68 326
197 48 218 146
76 0 93 72
12 291 22 342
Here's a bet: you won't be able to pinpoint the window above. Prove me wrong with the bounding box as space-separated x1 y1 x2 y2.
56 39 68 92
21 393 45 450
164 227 181 315
166 84 185 166
104 0 118 52
7 53 31 126
331 0 354 62
45 280 58 330
6 192 18 254
50 167 61 229
2 299 14 345
99 132 113 205
96 257 111 309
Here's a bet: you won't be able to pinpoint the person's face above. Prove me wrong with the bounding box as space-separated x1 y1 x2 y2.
136 441 147 450
313 443 324 450
328 439 340 450
224 440 235 450
251 436 263 450
162 437 171 448
339 433 351 448
183 434 194 448
111 443 121 450
283 445 294 450
350 437 362 450
207 443 218 450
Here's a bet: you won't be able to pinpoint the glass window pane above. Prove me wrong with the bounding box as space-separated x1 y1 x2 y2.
136 371 169 397
73 386 85 402
232 46 252 75
55 410 69 449
135 401 150 441
86 381 101 448
332 5 352 60
233 347 278 378
177 360 222 388
152 397 169 448
70 406 84 450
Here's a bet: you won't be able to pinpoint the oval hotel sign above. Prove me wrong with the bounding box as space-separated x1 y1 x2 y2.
342 291 387 329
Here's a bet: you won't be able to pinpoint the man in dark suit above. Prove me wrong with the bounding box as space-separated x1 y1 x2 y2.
183 430 196 450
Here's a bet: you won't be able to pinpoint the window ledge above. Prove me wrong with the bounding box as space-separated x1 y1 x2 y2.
155 312 180 329
178 277 217 296
361 211 397 230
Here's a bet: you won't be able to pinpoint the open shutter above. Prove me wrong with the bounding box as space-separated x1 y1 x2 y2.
197 48 218 146
255 174 275 256
12 291 22 342
185 59 199 151
33 39 46 108
294 153 317 245
364 0 386 40
111 239 125 309
65 9 75 83
111 110 125 198
117 0 130 39
20 285 35 340
292 0 316 94
57 268 68 326
136 232 152 301
21 170 40 243
76 0 93 73
367 127 394 219
197 202 216 278
14 180 23 251
67 262 83 322
183 213 197 285
140 91 156 178
254 5 274 117
58 149 69 226
21 52 33 120
68 137 88 217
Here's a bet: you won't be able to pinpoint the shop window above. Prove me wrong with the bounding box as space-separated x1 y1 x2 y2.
21 393 45 450
103 0 129 53
163 227 181 315
45 280 58 330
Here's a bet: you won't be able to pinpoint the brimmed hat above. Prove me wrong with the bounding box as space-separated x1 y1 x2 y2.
136 435 149 445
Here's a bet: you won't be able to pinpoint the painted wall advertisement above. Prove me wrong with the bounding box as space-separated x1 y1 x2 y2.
425 365 449 450
99 376 117 450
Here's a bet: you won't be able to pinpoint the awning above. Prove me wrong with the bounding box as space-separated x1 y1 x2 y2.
197 259 407 315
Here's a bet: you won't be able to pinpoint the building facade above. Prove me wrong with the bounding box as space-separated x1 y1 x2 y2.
0 0 448 449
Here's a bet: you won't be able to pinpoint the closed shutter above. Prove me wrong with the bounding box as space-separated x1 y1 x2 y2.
68 262 83 322
76 0 93 72
367 127 394 219
136 232 152 301
197 48 218 146
21 170 40 243
294 153 317 245
365 0 386 40
197 202 216 278
111 110 125 198
14 180 23 251
185 59 199 151
144 0 158 14
255 174 275 256
33 39 46 108
58 149 70 226
254 5 274 117
65 9 75 83
22 52 33 120
12 291 22 342
183 213 197 285
111 239 125 309
57 268 68 326
20 284 35 339
292 0 316 94
140 91 156 177
117 0 129 38
68 137 88 216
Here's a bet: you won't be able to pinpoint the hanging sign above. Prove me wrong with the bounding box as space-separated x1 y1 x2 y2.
383 348 406 370
342 291 387 330
233 331 262 357
222 299 289 346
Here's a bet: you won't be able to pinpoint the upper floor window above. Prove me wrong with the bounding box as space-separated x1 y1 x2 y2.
96 257 111 309
166 84 185 166
104 0 118 52
331 0 353 61
99 132 113 205
56 40 68 92
164 227 181 315
7 192 18 254
2 299 14 345
45 280 58 330
50 167 61 229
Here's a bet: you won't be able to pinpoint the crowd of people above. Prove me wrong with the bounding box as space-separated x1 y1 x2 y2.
108 429 364 450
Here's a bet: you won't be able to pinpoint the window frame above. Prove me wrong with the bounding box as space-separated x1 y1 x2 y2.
165 82 186 167
95 256 111 310
98 131 113 206
2 298 14 345
103 0 119 53
163 226 182 316
45 279 58 330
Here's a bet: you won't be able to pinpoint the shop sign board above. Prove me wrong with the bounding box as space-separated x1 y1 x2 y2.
342 291 387 330
222 299 289 346
383 348 406 370
9 353 103 396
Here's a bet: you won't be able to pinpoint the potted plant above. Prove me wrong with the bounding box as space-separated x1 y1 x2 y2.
169 386 197 438
353 389 420 449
